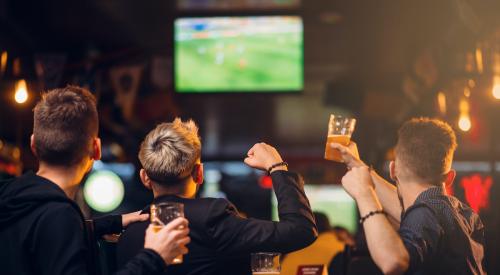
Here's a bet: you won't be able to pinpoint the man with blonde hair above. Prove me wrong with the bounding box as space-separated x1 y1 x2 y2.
117 118 317 275
332 117 486 274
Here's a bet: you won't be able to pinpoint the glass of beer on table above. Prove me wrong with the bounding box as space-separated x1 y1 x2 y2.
324 115 356 162
150 202 185 264
251 252 281 275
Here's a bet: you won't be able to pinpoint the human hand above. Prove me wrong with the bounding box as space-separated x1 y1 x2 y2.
122 210 149 228
244 143 286 172
144 217 190 265
330 142 366 170
341 166 375 200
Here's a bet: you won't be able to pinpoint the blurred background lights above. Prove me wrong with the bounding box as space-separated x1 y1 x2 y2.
458 114 472 132
14 79 28 104
492 75 500 100
84 170 124 212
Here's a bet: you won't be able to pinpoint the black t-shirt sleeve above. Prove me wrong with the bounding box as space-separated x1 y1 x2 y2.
399 205 444 273
31 203 89 275
206 171 317 254
93 214 123 237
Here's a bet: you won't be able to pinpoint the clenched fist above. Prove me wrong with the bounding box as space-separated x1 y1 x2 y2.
341 166 375 200
244 143 286 173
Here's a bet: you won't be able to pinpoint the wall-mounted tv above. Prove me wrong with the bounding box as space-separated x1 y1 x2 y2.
177 0 301 11
272 184 358 233
174 16 304 93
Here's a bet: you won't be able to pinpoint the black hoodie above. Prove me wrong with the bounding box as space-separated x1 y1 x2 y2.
0 172 167 275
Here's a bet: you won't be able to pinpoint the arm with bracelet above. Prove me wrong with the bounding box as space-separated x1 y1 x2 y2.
330 142 403 223
341 166 409 275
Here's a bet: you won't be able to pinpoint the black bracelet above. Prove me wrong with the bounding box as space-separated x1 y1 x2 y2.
267 161 288 174
359 209 385 224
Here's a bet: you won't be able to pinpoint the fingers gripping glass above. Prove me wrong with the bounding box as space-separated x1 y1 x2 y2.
150 202 185 264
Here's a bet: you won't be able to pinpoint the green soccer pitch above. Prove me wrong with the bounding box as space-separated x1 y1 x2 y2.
175 20 303 93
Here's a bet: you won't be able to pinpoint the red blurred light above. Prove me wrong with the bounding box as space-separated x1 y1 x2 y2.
460 174 493 213
259 175 273 189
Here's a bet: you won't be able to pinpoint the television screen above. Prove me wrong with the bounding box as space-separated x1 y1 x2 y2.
174 16 304 93
177 0 301 11
272 184 358 233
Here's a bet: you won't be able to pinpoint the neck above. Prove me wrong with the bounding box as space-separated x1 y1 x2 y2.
37 162 87 199
400 180 443 209
152 181 197 199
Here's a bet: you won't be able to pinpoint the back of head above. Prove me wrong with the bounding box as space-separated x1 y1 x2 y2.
313 211 332 234
395 117 457 185
139 118 201 185
33 86 98 166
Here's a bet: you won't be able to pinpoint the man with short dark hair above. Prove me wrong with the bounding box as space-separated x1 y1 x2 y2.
117 118 318 275
0 86 190 275
332 117 486 274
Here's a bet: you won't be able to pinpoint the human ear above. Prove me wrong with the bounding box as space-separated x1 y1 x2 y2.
192 163 204 185
140 169 153 190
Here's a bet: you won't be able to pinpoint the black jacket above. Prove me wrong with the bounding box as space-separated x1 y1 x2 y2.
0 172 167 275
117 170 318 275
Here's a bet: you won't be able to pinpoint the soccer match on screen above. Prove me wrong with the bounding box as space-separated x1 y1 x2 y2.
174 16 304 92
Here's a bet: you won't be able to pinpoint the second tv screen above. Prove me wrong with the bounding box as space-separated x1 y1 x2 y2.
175 16 304 93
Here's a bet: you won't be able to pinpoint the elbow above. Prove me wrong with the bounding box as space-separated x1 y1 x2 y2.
379 254 409 275
295 224 319 249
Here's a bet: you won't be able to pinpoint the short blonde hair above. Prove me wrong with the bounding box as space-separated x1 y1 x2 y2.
139 118 201 184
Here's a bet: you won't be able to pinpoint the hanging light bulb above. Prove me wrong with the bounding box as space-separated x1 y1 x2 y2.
458 98 471 132
492 75 500 100
14 79 28 104
0 51 7 76
437 91 447 115
458 114 472 132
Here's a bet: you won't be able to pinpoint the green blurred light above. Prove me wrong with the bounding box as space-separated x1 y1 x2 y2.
84 170 124 212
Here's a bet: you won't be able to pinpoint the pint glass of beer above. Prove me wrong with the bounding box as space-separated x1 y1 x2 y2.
251 252 281 275
324 115 356 162
150 202 185 264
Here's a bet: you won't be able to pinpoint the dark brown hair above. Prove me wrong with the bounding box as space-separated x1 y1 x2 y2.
395 117 457 185
33 86 98 166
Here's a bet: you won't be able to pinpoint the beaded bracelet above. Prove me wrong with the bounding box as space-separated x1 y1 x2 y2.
359 209 385 224
267 161 288 174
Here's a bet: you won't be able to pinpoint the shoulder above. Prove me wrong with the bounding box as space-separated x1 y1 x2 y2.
36 202 83 229
400 204 443 234
185 197 238 214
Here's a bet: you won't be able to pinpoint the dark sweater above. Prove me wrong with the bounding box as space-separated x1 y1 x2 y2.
117 170 318 275
0 172 167 275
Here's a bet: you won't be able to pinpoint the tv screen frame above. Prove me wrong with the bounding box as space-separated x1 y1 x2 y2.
176 0 302 12
173 15 304 94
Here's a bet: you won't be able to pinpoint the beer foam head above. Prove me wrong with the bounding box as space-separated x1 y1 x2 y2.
395 117 457 185
139 118 201 184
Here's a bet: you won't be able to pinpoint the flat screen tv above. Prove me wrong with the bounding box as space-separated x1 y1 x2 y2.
272 184 358 233
176 0 301 11
174 16 304 93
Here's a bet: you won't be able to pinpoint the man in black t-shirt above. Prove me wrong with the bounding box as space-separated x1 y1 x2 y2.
0 86 190 275
117 119 318 275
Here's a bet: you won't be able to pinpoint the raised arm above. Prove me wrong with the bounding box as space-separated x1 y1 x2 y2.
341 167 409 275
331 142 403 222
207 143 317 254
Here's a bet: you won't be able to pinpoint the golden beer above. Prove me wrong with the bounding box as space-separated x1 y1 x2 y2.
150 202 185 264
324 135 350 162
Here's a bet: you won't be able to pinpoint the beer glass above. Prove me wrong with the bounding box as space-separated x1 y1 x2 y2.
324 115 356 162
251 252 281 275
150 202 185 264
